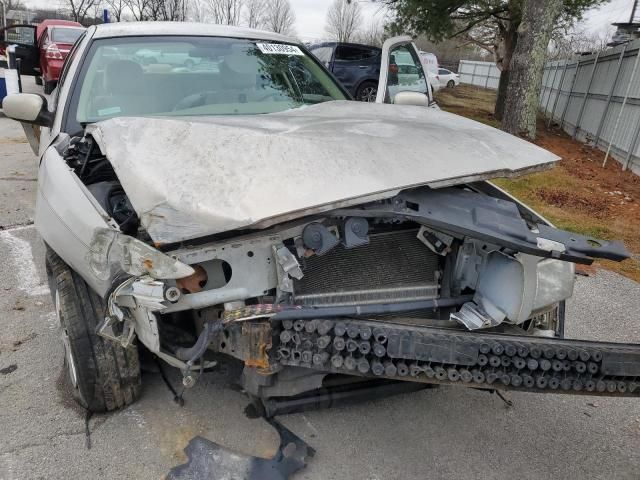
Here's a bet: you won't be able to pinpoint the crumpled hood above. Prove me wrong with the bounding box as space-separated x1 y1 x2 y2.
87 100 559 245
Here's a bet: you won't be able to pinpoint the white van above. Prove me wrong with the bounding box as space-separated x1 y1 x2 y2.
419 51 440 92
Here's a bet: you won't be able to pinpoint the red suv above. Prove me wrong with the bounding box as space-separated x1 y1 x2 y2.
0 20 84 94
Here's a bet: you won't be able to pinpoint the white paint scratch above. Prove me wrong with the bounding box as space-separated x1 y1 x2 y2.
0 228 50 296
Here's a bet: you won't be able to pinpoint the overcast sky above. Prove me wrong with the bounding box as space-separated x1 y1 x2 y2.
20 0 638 42
297 0 635 41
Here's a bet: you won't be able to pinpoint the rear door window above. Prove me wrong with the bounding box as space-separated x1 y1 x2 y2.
310 46 334 67
52 28 85 45
335 45 378 62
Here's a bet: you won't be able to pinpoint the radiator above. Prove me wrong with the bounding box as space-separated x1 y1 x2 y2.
293 229 440 306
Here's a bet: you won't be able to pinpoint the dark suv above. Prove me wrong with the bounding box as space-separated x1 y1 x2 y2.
309 42 381 102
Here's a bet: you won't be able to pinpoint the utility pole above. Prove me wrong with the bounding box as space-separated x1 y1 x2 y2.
1 1 7 28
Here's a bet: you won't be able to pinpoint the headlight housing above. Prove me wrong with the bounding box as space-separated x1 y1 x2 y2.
87 228 194 281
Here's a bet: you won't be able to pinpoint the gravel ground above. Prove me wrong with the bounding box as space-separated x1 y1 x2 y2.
1 78 639 479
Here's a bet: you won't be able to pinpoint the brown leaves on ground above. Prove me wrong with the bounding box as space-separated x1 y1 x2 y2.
533 188 612 219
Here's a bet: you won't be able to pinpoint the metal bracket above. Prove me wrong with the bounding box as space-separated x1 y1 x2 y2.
451 301 503 330
97 315 136 348
274 245 303 297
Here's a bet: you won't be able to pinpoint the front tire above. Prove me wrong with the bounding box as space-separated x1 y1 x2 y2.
46 249 141 412
355 81 378 102
447 80 455 88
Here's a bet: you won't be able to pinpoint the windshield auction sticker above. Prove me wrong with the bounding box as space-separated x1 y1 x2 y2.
256 43 304 55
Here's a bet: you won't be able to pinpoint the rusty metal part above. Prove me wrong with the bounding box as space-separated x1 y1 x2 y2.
166 419 314 480
242 322 272 369
175 264 208 294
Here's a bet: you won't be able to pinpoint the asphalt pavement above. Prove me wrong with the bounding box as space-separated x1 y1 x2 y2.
0 78 639 480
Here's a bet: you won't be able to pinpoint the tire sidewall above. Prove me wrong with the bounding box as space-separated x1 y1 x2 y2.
53 270 94 410
46 249 141 412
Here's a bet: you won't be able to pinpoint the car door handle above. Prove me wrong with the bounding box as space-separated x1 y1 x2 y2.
358 65 368 69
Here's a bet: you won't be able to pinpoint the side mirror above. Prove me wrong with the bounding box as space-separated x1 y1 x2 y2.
393 91 429 107
2 93 53 127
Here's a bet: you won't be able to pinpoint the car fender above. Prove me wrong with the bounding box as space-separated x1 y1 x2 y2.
36 143 118 297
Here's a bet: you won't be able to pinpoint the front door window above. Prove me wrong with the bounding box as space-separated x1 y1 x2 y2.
375 36 433 106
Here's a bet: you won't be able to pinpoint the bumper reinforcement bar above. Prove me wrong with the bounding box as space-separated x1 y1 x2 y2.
274 318 640 397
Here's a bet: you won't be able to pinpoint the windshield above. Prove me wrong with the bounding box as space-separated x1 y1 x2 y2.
52 27 84 44
70 36 347 126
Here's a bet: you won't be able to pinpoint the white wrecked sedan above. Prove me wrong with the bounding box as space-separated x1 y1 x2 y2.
3 23 638 413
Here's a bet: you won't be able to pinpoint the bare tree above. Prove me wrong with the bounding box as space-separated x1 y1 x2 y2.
1 0 24 26
549 29 611 59
65 0 99 22
162 0 187 20
145 0 164 20
188 0 208 21
325 0 362 43
134 0 186 21
354 18 385 46
105 0 126 21
264 0 295 35
91 2 104 21
244 0 266 28
125 0 151 20
206 0 243 25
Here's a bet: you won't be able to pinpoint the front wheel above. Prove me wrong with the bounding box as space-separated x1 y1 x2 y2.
355 81 378 102
447 80 455 88
46 249 141 412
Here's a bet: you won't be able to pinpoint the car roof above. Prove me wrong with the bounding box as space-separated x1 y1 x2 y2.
310 41 381 51
90 22 296 43
37 19 83 40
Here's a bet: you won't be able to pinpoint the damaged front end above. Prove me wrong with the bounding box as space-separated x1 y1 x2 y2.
54 110 637 403
87 166 637 399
